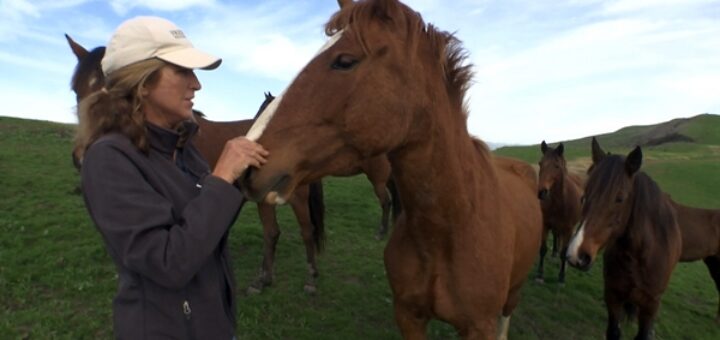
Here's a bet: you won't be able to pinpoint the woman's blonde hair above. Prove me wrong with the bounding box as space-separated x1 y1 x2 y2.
74 58 166 161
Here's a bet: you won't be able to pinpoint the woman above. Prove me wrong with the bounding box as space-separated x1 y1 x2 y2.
75 16 268 339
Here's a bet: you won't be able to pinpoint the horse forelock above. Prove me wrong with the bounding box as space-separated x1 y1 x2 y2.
325 0 473 118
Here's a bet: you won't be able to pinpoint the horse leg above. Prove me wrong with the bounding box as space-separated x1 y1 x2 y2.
551 229 559 257
535 227 549 283
604 292 623 340
496 315 511 340
558 230 572 285
247 203 280 295
703 255 720 323
373 181 392 240
288 187 320 294
634 301 659 340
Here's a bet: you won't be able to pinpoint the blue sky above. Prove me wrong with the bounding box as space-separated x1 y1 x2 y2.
1 0 718 145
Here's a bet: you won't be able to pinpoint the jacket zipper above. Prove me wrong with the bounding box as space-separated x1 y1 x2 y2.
183 299 196 340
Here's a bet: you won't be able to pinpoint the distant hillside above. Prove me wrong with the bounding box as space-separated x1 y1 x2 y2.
495 113 720 163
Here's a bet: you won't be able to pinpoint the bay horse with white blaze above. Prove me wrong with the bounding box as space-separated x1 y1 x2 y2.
241 0 542 338
536 141 583 284
566 138 681 340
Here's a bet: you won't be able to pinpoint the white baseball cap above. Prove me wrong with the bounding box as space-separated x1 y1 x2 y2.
101 16 221 75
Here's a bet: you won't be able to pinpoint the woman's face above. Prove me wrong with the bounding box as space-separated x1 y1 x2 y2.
143 64 201 129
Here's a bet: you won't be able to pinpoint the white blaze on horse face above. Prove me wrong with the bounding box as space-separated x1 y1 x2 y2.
246 30 344 142
566 221 586 264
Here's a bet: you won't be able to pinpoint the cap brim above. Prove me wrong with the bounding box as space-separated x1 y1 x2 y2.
158 47 222 70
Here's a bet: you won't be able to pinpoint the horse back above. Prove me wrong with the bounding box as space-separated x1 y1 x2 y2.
671 199 720 261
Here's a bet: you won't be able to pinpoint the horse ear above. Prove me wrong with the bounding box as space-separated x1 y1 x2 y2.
625 146 642 175
337 0 353 8
556 143 564 157
540 140 548 154
65 33 88 61
591 137 606 164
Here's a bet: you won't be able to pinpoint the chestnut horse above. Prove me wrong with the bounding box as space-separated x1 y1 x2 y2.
535 141 583 284
65 35 327 294
566 138 681 340
671 199 720 322
241 0 542 338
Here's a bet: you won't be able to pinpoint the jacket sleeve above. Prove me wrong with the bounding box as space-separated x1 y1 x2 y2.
81 139 244 289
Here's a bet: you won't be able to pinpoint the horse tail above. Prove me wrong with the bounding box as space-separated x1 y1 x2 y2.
308 180 326 253
387 175 402 222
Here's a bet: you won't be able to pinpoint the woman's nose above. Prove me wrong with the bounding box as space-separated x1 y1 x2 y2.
189 71 201 90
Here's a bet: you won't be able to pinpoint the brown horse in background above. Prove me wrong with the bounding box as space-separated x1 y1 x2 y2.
671 192 720 322
567 138 681 340
66 35 326 294
241 0 542 338
536 141 582 284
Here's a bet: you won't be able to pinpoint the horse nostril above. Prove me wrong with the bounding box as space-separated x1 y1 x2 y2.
579 252 592 269
537 189 548 200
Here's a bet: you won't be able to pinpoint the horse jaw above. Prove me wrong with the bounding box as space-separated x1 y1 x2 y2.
264 191 286 205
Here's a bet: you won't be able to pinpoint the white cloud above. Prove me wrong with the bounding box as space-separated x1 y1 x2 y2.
184 2 332 82
108 0 217 15
601 0 717 14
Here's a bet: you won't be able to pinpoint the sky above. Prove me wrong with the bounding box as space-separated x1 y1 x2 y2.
1 0 718 145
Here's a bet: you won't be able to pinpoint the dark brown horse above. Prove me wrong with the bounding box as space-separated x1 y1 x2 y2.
671 191 720 323
566 138 682 340
65 35 327 294
241 0 542 338
535 141 583 284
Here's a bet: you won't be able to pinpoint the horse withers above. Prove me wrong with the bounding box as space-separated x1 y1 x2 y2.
241 0 542 338
536 141 583 284
566 138 681 340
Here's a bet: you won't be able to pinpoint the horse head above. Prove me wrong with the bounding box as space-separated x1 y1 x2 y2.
537 140 567 200
242 0 472 204
566 138 643 270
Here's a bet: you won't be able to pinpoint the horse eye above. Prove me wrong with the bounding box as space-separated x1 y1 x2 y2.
580 196 586 204
331 54 359 70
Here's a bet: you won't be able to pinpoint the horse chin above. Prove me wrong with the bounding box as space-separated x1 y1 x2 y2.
264 191 288 205
242 170 294 205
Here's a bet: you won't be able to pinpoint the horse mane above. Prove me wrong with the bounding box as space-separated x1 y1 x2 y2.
627 172 676 250
325 0 474 117
70 46 105 92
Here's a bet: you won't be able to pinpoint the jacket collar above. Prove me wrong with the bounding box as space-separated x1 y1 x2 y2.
146 120 200 157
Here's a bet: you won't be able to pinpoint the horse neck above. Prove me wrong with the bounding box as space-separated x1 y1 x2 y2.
390 119 498 223
558 170 582 204
620 174 678 254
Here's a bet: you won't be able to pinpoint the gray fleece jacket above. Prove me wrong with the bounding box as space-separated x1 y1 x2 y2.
81 122 242 339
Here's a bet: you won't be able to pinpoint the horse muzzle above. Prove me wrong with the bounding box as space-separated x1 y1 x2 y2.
537 188 549 200
240 167 292 205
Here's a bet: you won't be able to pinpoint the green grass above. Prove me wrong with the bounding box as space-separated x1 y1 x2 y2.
2 116 719 339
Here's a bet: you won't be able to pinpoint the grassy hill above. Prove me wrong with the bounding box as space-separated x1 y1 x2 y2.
2 115 719 339
495 113 720 163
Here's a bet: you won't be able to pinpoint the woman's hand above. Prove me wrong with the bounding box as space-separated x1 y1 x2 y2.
212 136 269 184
